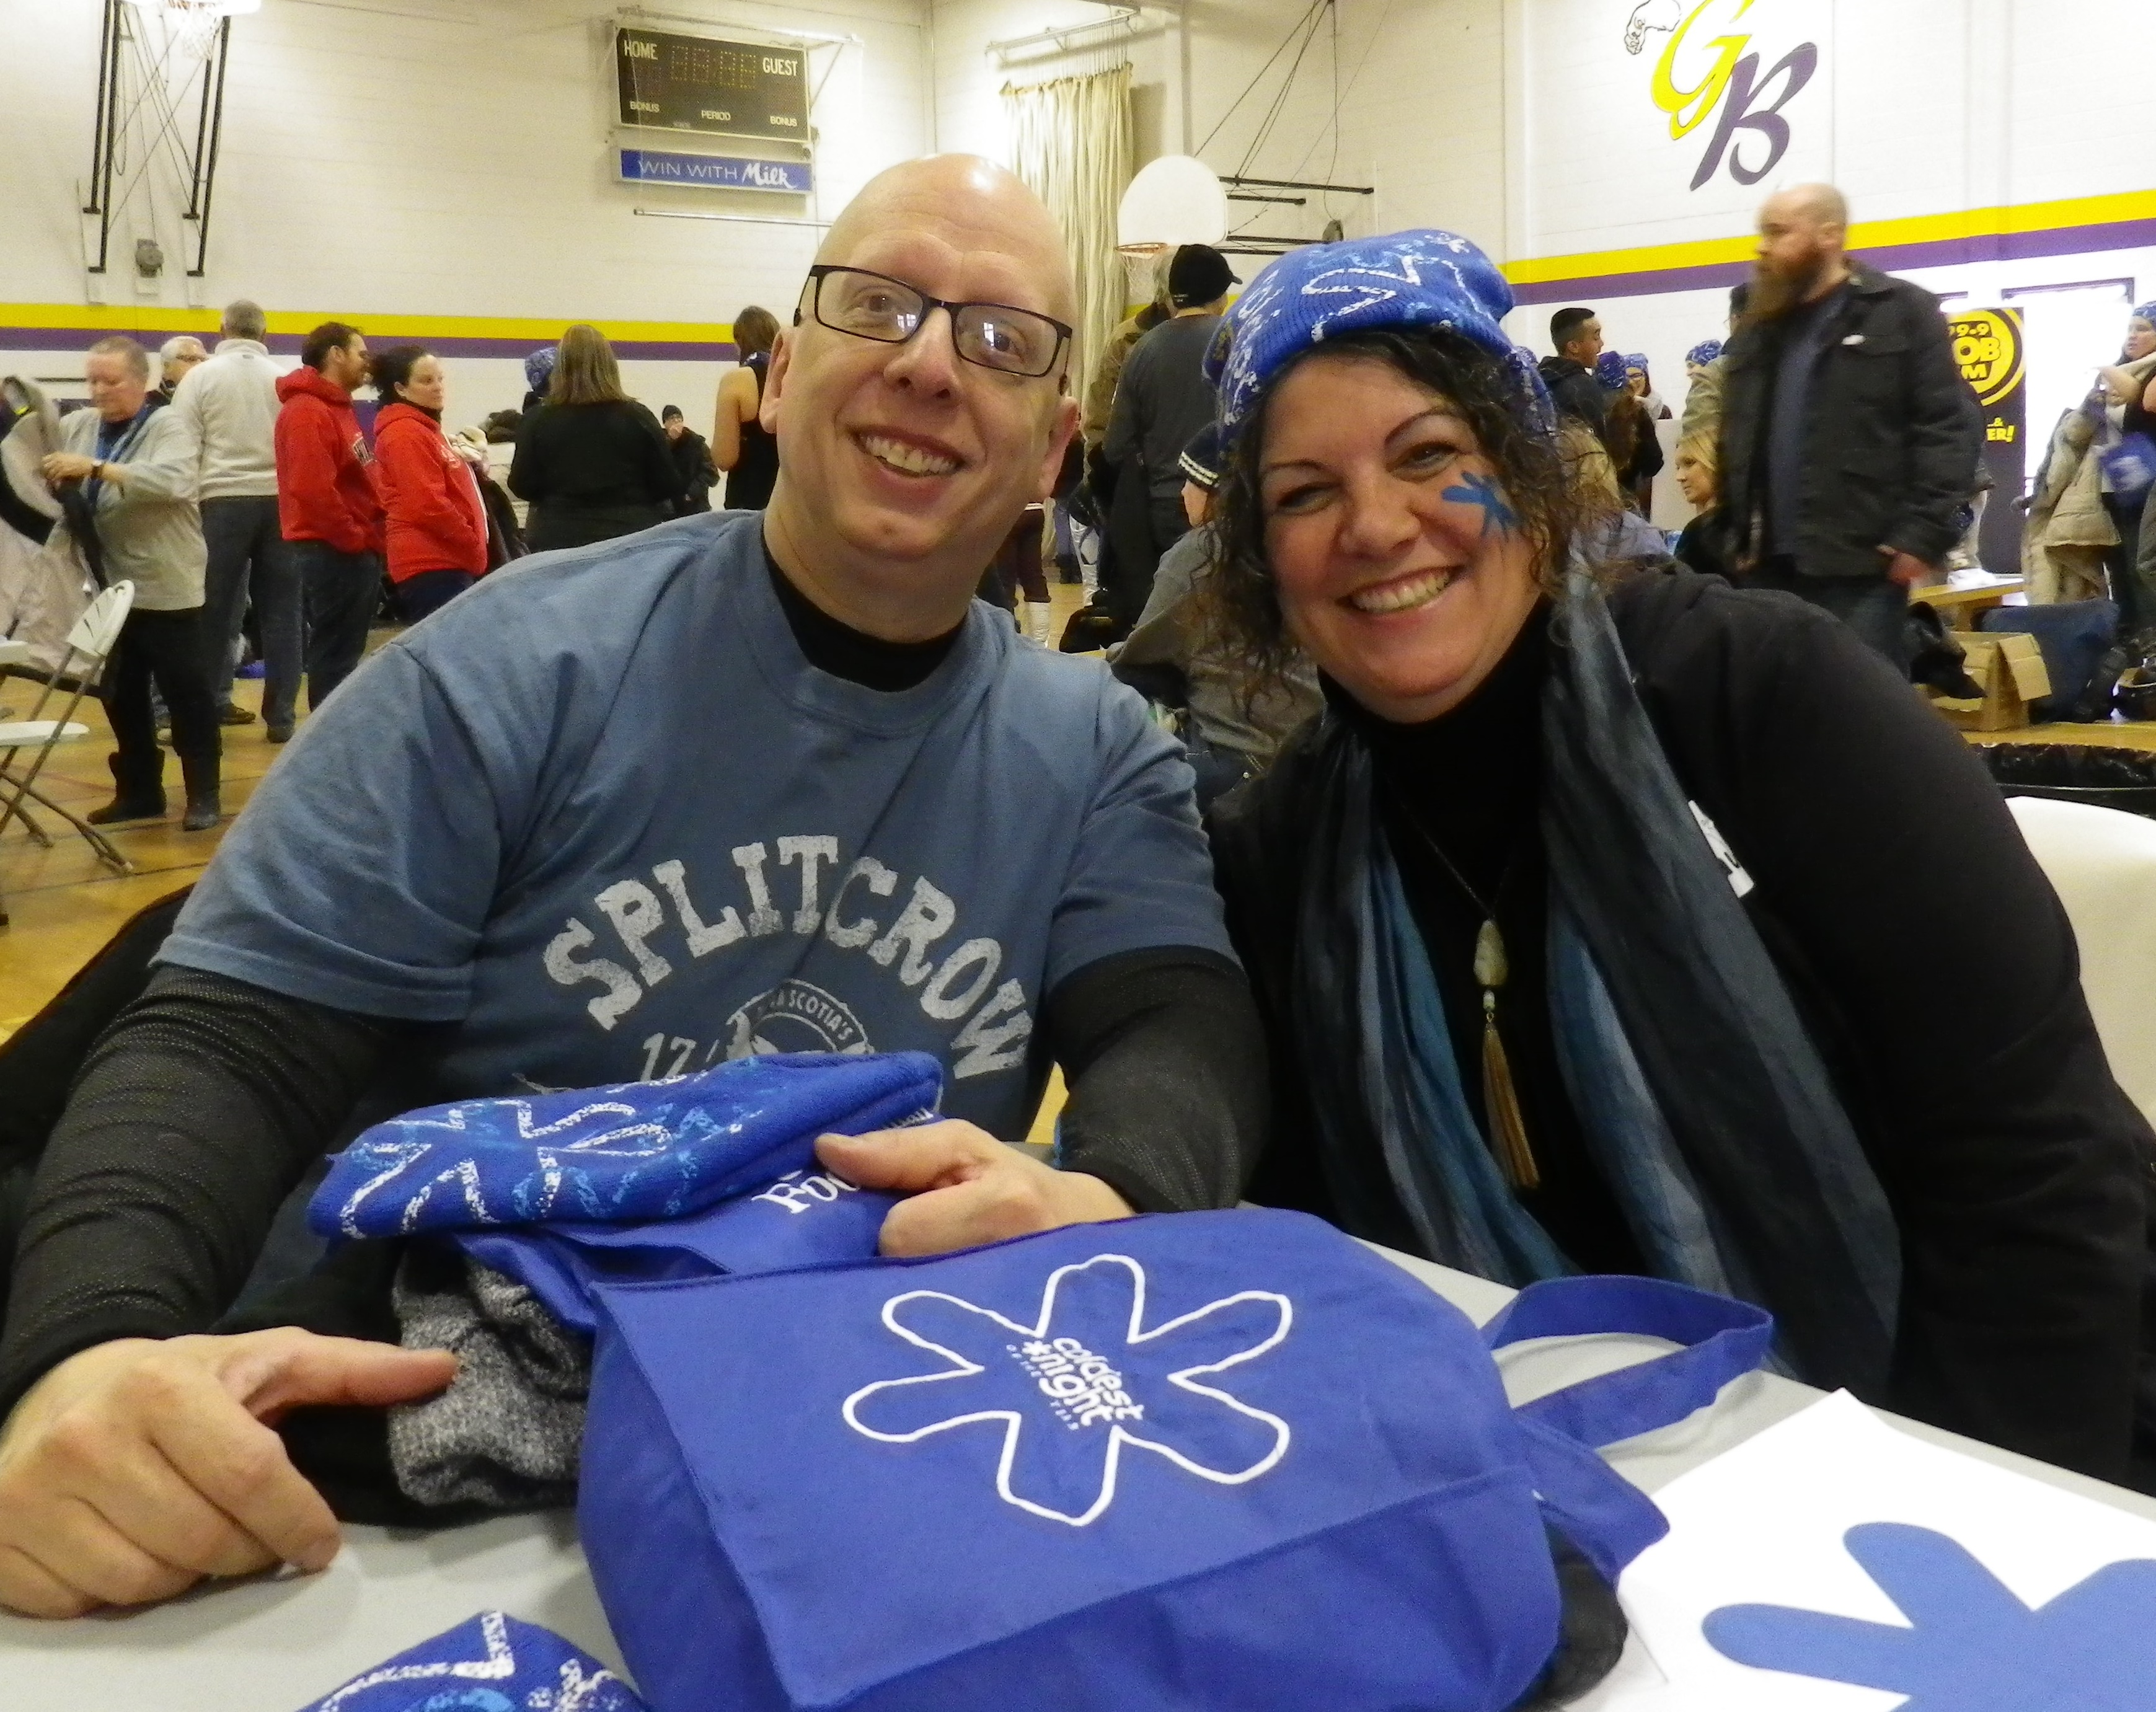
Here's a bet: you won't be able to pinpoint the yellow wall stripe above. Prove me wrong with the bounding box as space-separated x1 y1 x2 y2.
0 304 736 343
1501 188 2156 287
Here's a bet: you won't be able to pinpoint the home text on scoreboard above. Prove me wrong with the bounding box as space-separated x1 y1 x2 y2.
616 26 810 144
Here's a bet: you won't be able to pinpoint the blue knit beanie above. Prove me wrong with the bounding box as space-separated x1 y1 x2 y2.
1594 350 1630 392
1206 229 1553 441
1686 338 1724 368
524 345 559 392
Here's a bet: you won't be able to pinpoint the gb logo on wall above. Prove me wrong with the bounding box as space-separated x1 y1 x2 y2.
1624 0 1820 192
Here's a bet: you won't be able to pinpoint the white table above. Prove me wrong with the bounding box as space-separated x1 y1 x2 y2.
4 1246 2152 1710
0 639 29 668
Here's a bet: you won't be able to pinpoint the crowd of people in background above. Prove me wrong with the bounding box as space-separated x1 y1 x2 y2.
6 299 787 832
22 176 2144 847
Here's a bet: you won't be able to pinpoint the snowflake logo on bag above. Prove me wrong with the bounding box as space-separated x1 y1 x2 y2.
841 1253 1292 1527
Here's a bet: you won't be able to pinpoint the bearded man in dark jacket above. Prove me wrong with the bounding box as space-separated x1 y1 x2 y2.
1713 183 1981 666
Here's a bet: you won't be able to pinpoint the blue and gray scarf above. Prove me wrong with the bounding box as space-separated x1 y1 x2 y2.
1290 576 1902 1395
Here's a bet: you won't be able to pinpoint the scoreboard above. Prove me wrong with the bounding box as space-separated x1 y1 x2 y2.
615 26 809 144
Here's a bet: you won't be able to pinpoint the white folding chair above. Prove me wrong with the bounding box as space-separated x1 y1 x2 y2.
2005 793 2156 1129
0 578 138 876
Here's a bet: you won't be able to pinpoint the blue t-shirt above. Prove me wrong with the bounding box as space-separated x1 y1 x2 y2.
160 510 1234 1141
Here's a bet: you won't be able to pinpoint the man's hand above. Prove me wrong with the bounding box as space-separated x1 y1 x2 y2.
1881 548 1930 588
40 452 96 484
0 1330 457 1618
816 1121 1135 1258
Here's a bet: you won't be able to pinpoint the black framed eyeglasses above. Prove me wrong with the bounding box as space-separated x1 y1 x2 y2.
804 265 1071 379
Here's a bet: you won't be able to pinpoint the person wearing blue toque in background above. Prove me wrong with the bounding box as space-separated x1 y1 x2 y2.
0 156 1266 1618
1200 229 2150 1494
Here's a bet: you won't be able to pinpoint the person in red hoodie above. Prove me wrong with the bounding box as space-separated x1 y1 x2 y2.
275 322 383 735
368 346 487 624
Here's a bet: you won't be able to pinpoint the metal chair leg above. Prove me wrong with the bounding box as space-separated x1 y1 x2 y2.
11 778 134 874
0 782 56 847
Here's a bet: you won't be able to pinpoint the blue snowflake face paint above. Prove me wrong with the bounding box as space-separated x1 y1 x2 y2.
1441 470 1520 539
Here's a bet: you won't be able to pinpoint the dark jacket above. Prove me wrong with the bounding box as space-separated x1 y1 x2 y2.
508 399 677 553
1537 355 1608 439
667 427 718 514
1209 568 2152 1484
1715 260 1981 579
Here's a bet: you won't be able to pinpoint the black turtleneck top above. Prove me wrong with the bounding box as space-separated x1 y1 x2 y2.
764 546 960 692
1345 607 1645 1274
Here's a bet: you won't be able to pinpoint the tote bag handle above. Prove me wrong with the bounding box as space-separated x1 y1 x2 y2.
1483 1274 1774 1449
1479 1276 1775 1581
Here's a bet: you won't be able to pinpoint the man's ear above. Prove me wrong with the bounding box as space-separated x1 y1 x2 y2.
759 329 793 433
1033 395 1079 502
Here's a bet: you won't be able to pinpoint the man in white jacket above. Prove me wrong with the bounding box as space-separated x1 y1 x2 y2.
42 336 222 830
174 301 296 739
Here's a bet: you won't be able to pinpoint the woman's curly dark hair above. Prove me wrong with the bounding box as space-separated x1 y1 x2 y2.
1203 325 1600 700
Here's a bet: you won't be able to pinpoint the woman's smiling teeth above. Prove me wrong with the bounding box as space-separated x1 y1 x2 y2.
859 432 960 478
1346 568 1454 615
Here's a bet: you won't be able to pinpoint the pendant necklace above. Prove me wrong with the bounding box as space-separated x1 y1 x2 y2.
1387 790 1539 1192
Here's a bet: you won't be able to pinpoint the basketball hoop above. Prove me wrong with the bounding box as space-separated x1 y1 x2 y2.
1116 157 1228 312
121 0 259 56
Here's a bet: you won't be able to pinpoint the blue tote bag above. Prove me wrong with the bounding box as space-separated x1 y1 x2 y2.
578 1207 1770 1712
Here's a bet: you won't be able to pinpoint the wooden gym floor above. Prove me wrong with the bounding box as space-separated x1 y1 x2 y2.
6 586 2153 1141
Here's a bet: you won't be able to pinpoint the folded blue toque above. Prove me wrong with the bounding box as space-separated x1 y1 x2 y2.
309 1051 941 1240
295 1610 645 1711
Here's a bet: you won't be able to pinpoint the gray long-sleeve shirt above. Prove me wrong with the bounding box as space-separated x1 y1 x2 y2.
1103 314 1223 506
58 404 206 609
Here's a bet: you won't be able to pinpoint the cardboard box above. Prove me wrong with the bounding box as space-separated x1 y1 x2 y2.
1927 630 2052 731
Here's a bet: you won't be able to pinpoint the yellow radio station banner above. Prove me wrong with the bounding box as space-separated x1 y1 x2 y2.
1948 307 2025 573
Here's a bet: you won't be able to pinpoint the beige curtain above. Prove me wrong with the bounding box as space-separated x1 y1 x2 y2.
1002 63 1134 407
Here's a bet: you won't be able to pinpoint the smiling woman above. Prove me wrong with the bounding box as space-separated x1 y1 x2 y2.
1204 228 2154 1498
1206 325 1588 725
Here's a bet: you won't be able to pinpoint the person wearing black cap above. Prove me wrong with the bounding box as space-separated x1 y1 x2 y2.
1099 242 1237 632
1110 423 1320 811
658 404 717 515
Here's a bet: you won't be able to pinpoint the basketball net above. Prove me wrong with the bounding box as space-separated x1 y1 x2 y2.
128 0 241 61
1117 242 1167 317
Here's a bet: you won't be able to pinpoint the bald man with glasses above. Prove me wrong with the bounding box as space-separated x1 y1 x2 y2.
0 156 1266 1617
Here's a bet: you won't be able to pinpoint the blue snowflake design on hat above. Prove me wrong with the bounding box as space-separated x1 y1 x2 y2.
2136 302 2156 325
303 1611 644 1712
843 1252 1292 1527
1207 229 1553 441
1685 338 1725 368
1593 350 1630 392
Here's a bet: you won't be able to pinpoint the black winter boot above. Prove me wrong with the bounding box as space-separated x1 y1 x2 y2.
87 749 166 824
178 749 222 832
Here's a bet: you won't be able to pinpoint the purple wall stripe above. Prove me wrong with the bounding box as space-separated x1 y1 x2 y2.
1509 214 2156 306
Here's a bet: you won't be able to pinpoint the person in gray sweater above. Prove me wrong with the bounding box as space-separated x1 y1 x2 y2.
42 336 221 830
174 300 294 735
